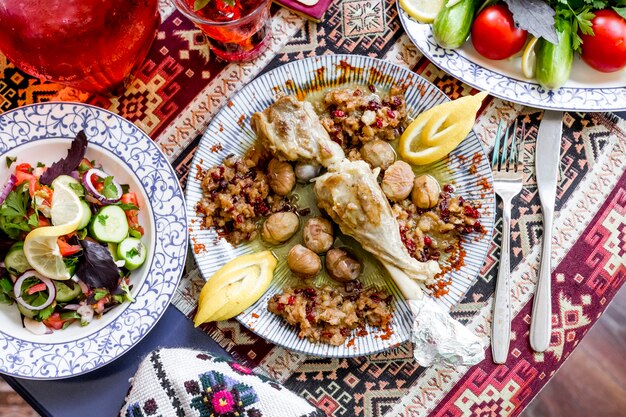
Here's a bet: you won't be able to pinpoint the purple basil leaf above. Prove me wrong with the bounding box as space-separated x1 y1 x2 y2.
503 0 558 45
40 130 88 185
76 239 120 291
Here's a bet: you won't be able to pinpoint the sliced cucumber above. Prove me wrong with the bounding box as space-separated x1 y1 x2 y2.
4 242 32 275
17 303 36 318
54 281 82 302
77 201 92 230
107 243 120 261
117 237 147 270
89 205 129 243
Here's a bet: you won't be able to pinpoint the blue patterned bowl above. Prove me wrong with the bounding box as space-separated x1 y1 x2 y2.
0 103 187 380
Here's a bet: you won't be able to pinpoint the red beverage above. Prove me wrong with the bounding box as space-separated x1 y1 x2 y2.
0 0 160 94
175 0 271 62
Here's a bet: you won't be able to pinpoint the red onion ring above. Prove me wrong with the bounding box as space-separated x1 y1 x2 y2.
0 174 17 205
82 168 122 204
13 270 56 311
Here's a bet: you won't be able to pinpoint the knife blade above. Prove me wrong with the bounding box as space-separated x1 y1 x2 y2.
530 110 563 352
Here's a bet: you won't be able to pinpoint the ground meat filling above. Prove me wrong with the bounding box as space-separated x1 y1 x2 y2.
319 86 408 148
392 184 484 263
196 151 295 245
267 283 393 346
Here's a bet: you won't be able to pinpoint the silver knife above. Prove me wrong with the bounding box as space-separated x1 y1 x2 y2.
530 110 563 352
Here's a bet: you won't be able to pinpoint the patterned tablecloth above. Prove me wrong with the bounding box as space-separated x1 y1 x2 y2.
1 1 625 416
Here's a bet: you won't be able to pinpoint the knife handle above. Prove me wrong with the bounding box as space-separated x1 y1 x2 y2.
530 207 553 352
492 198 512 364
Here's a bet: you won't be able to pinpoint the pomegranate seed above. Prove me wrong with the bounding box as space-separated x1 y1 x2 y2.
473 222 483 232
387 110 396 119
375 118 383 129
277 303 285 311
304 288 317 298
370 294 381 303
368 101 382 111
288 295 296 305
443 184 454 193
424 236 432 246
340 328 351 337
368 84 376 93
391 97 402 108
332 110 346 118
353 89 362 96
463 205 474 216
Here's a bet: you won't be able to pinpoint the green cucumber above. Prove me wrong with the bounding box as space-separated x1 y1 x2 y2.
108 243 120 261
433 0 479 49
535 21 573 90
4 242 32 275
17 303 36 318
77 201 92 230
54 281 82 303
89 205 129 243
117 237 147 270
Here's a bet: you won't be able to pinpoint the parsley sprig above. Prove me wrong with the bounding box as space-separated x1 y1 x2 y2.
0 183 38 240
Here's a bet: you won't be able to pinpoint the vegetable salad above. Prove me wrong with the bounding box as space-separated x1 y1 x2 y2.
0 131 148 334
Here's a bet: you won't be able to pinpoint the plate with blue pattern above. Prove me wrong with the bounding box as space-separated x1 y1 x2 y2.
398 3 626 112
0 103 187 379
186 54 496 358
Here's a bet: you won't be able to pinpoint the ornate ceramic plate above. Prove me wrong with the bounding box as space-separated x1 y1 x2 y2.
187 54 495 358
0 103 187 379
398 4 626 112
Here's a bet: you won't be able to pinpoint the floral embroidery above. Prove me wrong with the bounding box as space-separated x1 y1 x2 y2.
190 371 259 417
125 401 163 417
143 399 158 415
230 362 253 375
185 380 201 395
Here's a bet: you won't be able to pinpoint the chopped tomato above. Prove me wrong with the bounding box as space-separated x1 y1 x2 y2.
15 170 37 190
90 173 104 193
120 193 144 236
38 216 51 227
95 295 110 314
57 238 82 257
43 313 66 330
78 158 94 173
27 283 47 295
15 163 32 174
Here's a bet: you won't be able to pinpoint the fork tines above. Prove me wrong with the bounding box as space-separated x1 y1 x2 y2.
491 119 525 173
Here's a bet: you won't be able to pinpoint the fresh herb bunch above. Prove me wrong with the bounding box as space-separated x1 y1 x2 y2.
503 0 626 50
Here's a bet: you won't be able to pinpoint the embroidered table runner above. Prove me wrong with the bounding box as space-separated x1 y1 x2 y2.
1 1 625 416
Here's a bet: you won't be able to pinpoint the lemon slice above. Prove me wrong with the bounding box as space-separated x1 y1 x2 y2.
399 0 444 23
50 182 84 228
24 182 85 280
522 36 539 79
399 91 488 165
194 251 277 326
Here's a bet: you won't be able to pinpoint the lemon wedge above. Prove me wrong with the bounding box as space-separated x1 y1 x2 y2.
194 251 277 326
24 181 85 280
399 0 444 23
522 36 539 79
399 91 488 165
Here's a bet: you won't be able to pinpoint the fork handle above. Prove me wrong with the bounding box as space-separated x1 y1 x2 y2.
492 198 512 364
530 207 553 352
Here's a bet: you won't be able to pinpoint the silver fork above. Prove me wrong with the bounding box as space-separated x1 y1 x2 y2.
491 119 525 364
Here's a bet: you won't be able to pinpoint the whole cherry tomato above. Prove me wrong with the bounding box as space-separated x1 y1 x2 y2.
471 4 528 60
580 9 626 73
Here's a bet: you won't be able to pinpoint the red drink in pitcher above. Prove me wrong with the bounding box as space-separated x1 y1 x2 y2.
0 0 160 94
174 0 272 62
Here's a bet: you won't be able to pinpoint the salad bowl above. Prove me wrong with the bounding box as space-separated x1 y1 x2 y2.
0 103 187 380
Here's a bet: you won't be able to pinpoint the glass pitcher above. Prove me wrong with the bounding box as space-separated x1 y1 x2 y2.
0 0 160 94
